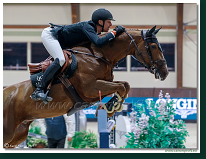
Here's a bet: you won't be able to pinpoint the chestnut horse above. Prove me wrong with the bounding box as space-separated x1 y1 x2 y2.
3 26 168 148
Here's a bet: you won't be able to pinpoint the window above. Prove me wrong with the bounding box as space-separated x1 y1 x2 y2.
113 57 127 71
3 43 27 70
31 43 49 63
131 43 175 71
162 43 175 71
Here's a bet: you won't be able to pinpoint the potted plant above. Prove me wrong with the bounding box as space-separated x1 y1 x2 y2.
27 123 48 148
27 137 48 148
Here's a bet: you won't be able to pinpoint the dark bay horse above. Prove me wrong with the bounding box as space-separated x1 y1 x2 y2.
3 26 168 148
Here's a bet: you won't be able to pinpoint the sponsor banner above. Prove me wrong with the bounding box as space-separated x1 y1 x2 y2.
83 97 197 120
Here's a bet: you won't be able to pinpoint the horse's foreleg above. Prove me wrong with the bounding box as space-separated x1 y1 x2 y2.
4 121 33 148
85 80 127 99
113 81 130 99
83 80 128 117
112 81 130 112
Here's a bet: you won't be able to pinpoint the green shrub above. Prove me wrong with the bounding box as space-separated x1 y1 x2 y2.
27 137 48 148
125 90 189 148
68 130 97 148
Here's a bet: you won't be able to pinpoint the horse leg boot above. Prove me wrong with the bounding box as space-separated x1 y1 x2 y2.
30 58 61 104
103 92 122 113
112 81 130 113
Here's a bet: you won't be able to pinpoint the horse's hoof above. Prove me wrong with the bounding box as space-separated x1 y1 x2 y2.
103 104 115 113
102 92 122 113
114 93 122 110
115 92 122 101
116 104 123 112
114 103 120 110
125 94 128 99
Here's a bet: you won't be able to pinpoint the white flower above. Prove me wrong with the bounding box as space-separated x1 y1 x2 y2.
160 112 164 115
170 115 174 120
136 128 141 131
145 116 149 121
159 100 166 107
125 137 129 143
144 131 148 135
176 128 183 132
141 113 147 118
169 119 174 124
150 111 156 117
165 93 170 99
131 127 136 132
159 90 163 99
168 127 173 132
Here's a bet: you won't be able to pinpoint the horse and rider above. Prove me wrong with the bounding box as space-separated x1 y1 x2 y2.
3 8 168 148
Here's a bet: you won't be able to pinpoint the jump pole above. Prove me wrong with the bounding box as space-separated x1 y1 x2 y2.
98 90 109 148
99 90 102 109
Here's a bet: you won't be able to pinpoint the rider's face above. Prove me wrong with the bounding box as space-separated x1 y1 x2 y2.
103 20 112 32
98 19 112 32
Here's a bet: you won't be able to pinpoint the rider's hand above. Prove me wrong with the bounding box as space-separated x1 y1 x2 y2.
114 25 125 34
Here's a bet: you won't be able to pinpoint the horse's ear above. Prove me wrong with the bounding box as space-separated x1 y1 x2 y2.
154 26 162 35
146 25 156 36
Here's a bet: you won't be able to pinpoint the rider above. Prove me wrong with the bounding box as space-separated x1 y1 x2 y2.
30 8 125 103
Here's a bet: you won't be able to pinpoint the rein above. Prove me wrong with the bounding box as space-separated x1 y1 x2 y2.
67 49 114 82
123 31 154 73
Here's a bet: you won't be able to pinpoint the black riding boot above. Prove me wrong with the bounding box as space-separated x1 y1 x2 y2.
30 58 61 104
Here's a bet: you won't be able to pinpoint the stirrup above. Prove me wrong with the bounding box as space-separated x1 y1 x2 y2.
42 89 53 104
30 89 52 104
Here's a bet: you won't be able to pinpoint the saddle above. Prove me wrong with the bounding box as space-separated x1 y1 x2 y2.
28 50 72 75
28 49 90 116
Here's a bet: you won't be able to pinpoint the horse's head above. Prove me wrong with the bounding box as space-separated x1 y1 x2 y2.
129 25 169 81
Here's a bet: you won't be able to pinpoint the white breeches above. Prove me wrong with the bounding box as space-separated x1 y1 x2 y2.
41 27 65 67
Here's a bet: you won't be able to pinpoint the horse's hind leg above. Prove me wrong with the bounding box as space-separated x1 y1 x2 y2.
4 121 33 148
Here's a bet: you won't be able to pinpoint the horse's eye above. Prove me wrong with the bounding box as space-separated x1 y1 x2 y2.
151 45 157 49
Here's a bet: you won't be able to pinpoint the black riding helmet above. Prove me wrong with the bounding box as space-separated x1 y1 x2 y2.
92 8 115 32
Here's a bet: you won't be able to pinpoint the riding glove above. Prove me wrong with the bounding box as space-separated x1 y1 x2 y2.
114 25 125 34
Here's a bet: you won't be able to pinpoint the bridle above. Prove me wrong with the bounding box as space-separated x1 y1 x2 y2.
123 30 167 75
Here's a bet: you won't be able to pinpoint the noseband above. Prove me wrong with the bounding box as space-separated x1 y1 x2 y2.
125 30 167 75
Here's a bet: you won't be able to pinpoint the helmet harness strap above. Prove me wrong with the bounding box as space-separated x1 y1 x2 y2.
97 20 105 32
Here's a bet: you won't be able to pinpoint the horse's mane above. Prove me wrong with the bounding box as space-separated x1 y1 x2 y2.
98 28 140 37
